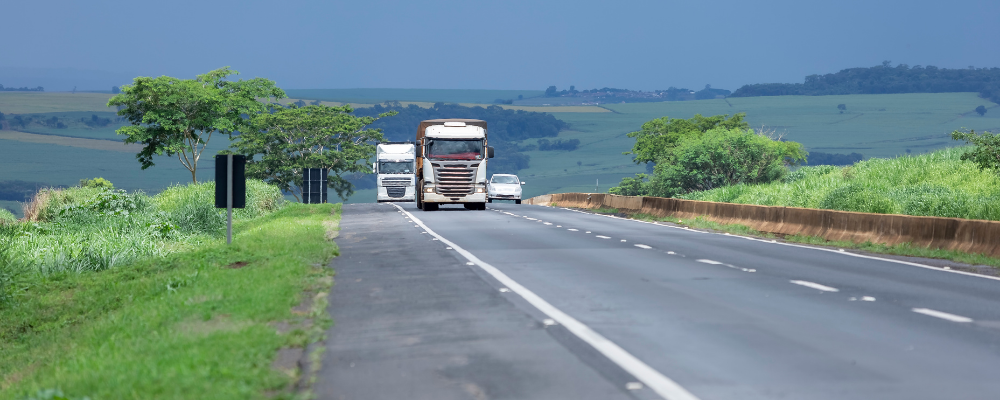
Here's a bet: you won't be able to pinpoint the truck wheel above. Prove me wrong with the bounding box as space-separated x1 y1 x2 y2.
478 203 487 210
515 200 521 205
423 203 438 211
487 199 493 203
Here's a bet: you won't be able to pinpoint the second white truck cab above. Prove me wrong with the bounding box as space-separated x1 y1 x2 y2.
487 174 524 204
375 142 416 203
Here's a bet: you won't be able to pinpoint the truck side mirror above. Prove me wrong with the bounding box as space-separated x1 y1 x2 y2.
415 147 422 158
521 182 526 185
488 146 495 158
372 162 377 173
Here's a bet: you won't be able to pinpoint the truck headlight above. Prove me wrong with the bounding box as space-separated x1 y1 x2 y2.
476 187 485 193
425 187 434 193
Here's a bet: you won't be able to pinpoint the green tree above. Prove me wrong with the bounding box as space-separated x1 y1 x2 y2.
837 103 846 112
650 127 802 196
231 104 396 201
108 67 285 182
624 113 750 165
952 129 1000 173
976 105 987 116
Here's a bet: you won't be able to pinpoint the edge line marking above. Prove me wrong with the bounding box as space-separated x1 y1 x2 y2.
392 204 700 400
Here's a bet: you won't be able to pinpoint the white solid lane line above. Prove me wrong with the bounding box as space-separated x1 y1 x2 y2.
635 244 652 249
696 259 723 265
789 280 840 292
912 308 974 323
596 235 611 239
392 204 701 400
568 228 579 231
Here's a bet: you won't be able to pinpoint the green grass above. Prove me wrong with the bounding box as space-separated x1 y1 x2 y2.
0 183 337 399
679 147 1000 221
284 88 544 104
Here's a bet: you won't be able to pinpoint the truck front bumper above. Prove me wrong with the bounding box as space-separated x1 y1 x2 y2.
377 186 415 202
423 192 487 203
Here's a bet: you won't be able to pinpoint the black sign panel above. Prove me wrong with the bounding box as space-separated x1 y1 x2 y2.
302 168 328 204
215 154 246 208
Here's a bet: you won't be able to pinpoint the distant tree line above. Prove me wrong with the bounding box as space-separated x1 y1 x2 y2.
731 61 1000 104
344 102 568 188
0 85 44 92
542 85 731 103
804 152 863 166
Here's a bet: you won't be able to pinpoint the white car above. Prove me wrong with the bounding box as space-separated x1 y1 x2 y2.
487 174 524 204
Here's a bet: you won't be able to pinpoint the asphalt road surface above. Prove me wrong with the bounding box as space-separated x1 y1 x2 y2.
316 202 1000 400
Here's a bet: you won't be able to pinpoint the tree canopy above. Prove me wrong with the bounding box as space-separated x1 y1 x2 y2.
952 129 1000 175
231 104 396 201
624 113 750 165
108 67 285 182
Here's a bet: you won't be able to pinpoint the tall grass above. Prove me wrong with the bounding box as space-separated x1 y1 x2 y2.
680 147 1000 221
0 180 285 297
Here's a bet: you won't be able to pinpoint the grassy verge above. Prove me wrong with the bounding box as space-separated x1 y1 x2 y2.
584 209 1000 269
678 147 1000 221
1 184 340 399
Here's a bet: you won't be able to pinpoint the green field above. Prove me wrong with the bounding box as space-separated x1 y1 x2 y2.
285 88 545 104
1 91 997 203
0 92 115 114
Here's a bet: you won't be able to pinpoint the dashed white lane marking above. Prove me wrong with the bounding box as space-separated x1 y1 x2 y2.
568 228 579 231
850 296 876 301
621 239 627 242
499 288 511 292
393 204 701 400
912 308 974 323
544 222 553 225
667 251 675 255
627 382 645 390
586 231 592 233
789 280 840 292
556 225 562 227
697 259 756 273
543 318 557 326
596 235 612 239
635 244 652 249
414 225 419 227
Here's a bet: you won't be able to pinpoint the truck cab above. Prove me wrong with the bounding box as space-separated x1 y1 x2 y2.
375 142 416 203
415 119 494 211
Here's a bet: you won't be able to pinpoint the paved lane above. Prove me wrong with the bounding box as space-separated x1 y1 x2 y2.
320 202 1000 400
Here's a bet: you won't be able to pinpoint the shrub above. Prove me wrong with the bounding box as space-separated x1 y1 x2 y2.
0 208 16 224
79 177 114 189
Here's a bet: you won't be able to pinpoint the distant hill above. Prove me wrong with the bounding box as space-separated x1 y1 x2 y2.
732 62 1000 104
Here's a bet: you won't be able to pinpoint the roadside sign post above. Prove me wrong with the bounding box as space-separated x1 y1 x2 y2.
215 154 246 244
302 168 328 204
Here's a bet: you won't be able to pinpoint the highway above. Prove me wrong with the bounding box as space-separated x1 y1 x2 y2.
316 202 1000 400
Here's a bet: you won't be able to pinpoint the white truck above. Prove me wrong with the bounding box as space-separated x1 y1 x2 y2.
374 142 416 203
415 119 494 211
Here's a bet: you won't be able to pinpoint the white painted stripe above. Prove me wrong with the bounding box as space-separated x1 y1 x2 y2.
568 228 579 231
596 235 611 239
696 259 723 265
534 203 1000 283
635 244 652 249
392 204 700 400
912 308 973 323
790 280 840 292
544 222 553 225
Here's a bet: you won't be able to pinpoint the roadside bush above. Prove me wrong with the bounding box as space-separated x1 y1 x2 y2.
79 177 114 189
0 208 16 224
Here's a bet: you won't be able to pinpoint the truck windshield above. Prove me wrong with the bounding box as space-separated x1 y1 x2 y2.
426 139 483 160
378 161 413 174
491 175 518 184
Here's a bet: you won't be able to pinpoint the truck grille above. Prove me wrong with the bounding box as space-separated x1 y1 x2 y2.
386 187 407 198
432 163 477 196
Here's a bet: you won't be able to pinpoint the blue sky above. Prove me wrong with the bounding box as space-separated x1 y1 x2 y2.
2 0 998 92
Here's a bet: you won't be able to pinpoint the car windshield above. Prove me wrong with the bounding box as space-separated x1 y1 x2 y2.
426 139 483 160
491 175 519 184
378 161 413 174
